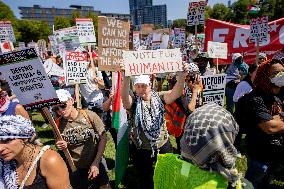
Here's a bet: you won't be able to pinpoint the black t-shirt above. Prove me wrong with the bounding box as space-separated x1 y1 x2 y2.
244 90 284 163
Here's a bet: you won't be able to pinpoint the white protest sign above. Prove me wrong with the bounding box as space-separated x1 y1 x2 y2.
133 32 140 50
207 41 228 59
0 48 60 110
0 41 14 53
123 48 183 76
18 42 26 50
249 16 269 44
187 1 207 26
98 16 130 71
201 74 226 107
48 35 59 55
75 18 96 45
37 39 47 59
43 58 64 77
0 21 16 43
54 26 79 44
173 28 186 48
64 51 88 85
160 35 169 49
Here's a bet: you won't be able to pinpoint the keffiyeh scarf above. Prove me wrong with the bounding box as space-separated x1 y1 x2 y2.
180 103 240 184
0 115 35 189
135 91 165 154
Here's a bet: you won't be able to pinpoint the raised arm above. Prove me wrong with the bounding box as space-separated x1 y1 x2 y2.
120 63 133 110
163 62 189 104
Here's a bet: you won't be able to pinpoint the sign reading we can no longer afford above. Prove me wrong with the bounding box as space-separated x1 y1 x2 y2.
98 16 130 71
123 48 183 76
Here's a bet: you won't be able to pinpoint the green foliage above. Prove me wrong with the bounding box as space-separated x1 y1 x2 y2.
209 3 231 21
70 11 81 26
0 0 16 23
54 16 71 30
16 19 51 43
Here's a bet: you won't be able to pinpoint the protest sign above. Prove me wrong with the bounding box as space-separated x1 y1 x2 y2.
201 74 226 107
37 39 47 59
133 32 140 50
123 48 183 76
54 26 79 51
75 18 96 45
48 35 59 55
187 1 207 26
151 33 162 50
98 16 130 71
18 42 26 50
43 59 64 77
249 16 269 44
0 41 14 53
205 18 284 64
0 21 16 43
173 28 186 48
207 41 228 59
160 35 170 49
0 48 60 110
64 51 88 85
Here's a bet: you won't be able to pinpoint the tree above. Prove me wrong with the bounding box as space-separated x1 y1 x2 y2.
230 0 251 24
209 4 231 21
0 0 16 23
17 19 51 43
54 16 71 30
70 11 81 25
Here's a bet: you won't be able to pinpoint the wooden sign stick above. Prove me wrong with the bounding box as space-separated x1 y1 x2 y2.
42 107 76 172
75 84 81 109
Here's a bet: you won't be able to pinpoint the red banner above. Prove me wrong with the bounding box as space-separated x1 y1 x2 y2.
205 18 284 64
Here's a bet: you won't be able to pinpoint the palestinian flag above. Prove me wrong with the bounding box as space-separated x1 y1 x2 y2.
112 72 129 187
248 5 260 14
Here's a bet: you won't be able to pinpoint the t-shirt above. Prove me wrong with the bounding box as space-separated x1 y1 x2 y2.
128 92 169 150
80 67 104 106
233 81 252 103
242 90 284 163
59 110 105 169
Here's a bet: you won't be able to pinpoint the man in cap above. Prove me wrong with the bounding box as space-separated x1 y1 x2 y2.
225 53 248 114
194 52 214 75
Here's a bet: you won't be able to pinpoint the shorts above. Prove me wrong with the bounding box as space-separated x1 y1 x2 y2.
70 162 109 189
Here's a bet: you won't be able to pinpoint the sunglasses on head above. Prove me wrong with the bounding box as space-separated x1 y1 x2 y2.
52 103 67 111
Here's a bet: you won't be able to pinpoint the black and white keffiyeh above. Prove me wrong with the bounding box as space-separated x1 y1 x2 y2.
0 115 35 189
0 115 35 139
180 103 240 183
135 91 165 152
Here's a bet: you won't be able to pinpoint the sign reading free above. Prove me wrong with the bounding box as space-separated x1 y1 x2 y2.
123 48 183 76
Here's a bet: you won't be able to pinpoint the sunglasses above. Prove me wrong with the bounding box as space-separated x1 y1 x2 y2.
52 103 67 111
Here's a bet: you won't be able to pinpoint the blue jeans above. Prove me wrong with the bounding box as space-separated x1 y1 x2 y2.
225 87 235 114
245 159 269 189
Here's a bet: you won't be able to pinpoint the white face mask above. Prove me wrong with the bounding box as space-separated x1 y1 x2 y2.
271 72 284 87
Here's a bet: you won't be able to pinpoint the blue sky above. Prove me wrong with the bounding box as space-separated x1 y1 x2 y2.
3 0 233 20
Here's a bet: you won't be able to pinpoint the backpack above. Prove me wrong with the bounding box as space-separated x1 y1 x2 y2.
165 98 187 137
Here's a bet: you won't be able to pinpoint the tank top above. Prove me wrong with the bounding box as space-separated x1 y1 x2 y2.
23 159 48 189
2 101 18 116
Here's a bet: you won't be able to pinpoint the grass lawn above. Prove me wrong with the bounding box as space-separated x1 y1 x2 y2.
31 109 284 189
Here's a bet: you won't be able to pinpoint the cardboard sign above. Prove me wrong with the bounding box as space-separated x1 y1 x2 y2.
249 16 269 44
75 18 96 45
98 16 130 71
0 48 60 110
0 21 16 43
207 41 228 59
187 1 207 26
64 51 88 85
201 74 226 107
123 48 183 76
0 41 14 53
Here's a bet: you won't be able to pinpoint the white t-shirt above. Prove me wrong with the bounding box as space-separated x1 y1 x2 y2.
80 67 104 105
233 80 252 103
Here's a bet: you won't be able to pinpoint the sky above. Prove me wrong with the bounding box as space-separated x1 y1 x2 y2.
3 0 233 20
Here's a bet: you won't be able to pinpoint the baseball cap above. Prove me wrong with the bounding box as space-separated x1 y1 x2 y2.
56 89 72 102
133 75 151 86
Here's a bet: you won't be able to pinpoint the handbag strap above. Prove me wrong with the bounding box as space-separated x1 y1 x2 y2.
19 146 50 189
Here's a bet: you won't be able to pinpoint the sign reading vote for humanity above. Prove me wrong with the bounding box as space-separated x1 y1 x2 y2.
75 18 96 45
207 41 228 59
123 48 183 76
0 48 60 110
98 16 130 71
0 21 16 43
201 74 226 107
249 16 269 44
187 1 207 26
64 51 88 85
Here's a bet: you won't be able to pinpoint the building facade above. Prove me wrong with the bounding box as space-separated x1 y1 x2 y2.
129 0 167 28
19 5 130 28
